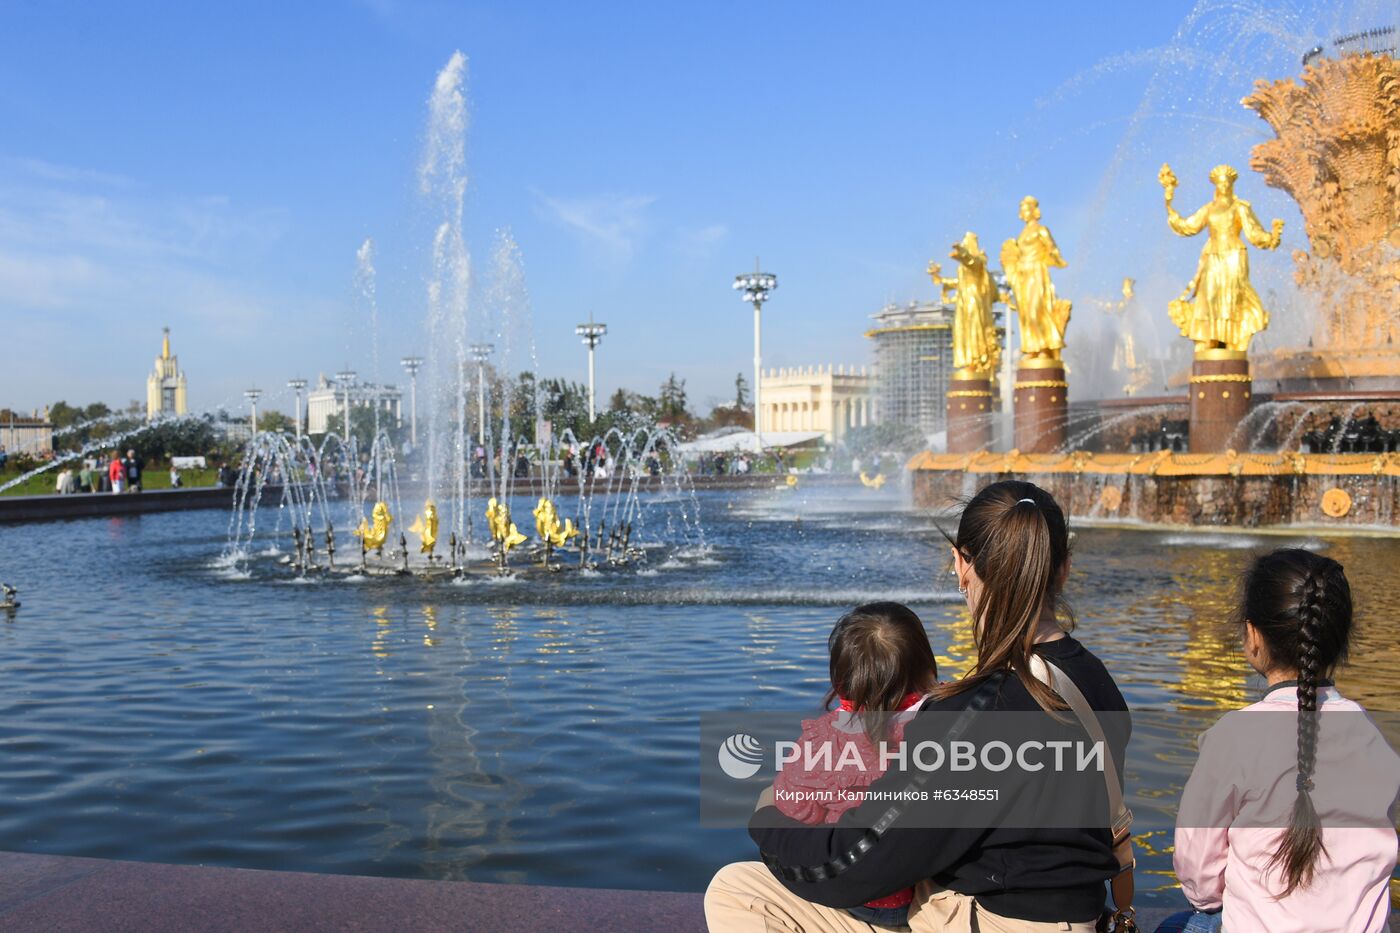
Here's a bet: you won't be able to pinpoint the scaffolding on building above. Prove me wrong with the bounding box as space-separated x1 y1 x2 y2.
864 300 956 436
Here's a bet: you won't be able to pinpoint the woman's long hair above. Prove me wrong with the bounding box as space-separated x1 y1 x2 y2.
936 480 1072 712
1239 548 1352 896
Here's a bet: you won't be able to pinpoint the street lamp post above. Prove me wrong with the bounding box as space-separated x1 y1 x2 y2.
244 388 263 437
733 263 777 448
335 369 358 444
468 344 494 445
399 356 423 449
575 314 607 422
286 379 307 438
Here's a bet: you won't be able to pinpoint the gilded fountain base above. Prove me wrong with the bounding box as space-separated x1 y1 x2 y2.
908 449 1400 530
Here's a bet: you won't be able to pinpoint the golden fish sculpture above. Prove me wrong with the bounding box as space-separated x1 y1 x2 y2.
354 501 393 553
533 497 579 549
486 497 528 555
408 499 439 555
859 472 887 490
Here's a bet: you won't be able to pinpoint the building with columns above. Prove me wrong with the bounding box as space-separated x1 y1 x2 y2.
757 365 874 444
145 327 189 420
306 373 403 436
864 300 956 437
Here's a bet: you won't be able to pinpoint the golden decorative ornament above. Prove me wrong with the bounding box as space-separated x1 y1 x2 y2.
1100 485 1123 512
1321 487 1352 518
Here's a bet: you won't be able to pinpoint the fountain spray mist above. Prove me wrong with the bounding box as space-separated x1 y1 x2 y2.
355 237 383 486
485 230 541 504
418 51 472 540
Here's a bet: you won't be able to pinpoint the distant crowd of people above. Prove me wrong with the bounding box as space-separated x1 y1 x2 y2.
52 449 145 495
50 450 237 495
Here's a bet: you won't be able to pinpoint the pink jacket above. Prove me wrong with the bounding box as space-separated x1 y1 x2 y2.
1174 684 1400 933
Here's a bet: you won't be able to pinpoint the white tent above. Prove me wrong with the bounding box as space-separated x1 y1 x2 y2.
678 430 825 455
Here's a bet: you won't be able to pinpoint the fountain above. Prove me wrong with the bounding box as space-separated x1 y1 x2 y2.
910 40 1400 530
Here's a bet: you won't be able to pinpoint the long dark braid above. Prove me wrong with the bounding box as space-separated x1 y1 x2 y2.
1240 548 1352 896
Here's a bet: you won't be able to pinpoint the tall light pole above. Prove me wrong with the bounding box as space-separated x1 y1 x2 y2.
575 314 607 422
733 262 777 448
286 378 307 438
399 356 423 449
244 388 263 437
335 369 357 444
468 343 493 445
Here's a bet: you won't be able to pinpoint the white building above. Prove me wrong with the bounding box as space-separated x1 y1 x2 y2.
1 408 54 456
758 365 875 444
145 327 189 420
306 373 402 436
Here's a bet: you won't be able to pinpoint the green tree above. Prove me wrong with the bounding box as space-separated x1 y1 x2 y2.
321 407 403 449
257 410 295 435
734 372 750 409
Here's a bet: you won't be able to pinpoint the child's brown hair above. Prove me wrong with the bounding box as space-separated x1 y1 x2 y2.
826 601 938 740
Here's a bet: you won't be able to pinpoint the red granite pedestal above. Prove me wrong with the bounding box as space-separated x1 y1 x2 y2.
946 372 994 453
1013 358 1069 453
1189 350 1251 452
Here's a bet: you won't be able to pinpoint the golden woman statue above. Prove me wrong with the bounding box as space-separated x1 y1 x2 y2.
1001 196 1072 360
1158 163 1284 353
927 232 1001 376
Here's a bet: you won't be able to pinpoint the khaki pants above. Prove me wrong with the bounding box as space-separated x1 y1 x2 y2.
704 861 1096 933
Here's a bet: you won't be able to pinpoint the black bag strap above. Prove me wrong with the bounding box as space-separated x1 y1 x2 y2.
760 673 1003 883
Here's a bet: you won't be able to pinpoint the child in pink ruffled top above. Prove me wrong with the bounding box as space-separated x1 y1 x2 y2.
773 601 939 929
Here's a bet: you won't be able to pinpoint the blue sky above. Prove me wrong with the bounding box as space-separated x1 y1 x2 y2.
0 0 1371 415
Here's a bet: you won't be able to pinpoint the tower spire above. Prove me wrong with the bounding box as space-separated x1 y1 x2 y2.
161 326 171 360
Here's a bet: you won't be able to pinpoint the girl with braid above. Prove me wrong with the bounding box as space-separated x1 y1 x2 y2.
1161 549 1400 933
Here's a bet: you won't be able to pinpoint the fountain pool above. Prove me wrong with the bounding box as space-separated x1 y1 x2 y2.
2 485 1399 905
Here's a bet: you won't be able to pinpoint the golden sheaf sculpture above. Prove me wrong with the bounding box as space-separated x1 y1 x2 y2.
408 500 438 554
354 501 393 553
1244 53 1400 355
1001 197 1072 361
1158 163 1284 354
928 232 1002 377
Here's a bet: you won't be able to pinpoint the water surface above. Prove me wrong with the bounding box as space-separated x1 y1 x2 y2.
1 487 1396 903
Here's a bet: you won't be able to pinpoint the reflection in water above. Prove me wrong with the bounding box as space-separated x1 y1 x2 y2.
0 491 1396 903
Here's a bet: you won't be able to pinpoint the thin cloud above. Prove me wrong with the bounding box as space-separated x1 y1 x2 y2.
531 189 655 259
675 223 729 261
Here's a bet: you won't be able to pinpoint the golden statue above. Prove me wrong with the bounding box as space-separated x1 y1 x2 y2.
408 499 438 554
1093 277 1151 397
928 232 1002 377
1158 163 1283 354
353 501 393 553
485 497 527 554
1001 196 1072 360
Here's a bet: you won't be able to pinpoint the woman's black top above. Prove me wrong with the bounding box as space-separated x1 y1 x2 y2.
749 635 1130 923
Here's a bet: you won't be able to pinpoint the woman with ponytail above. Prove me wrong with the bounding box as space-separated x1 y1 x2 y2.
1162 549 1400 933
707 481 1131 932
